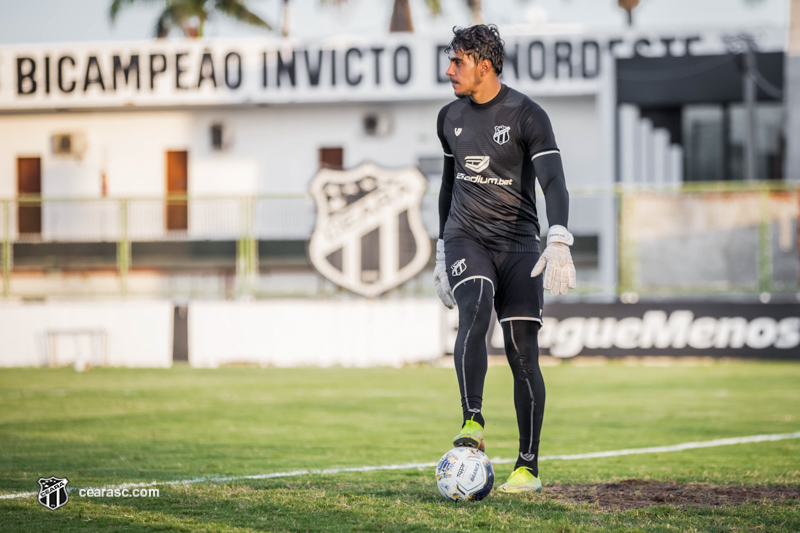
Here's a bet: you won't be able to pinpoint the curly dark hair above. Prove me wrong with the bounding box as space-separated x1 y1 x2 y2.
445 24 505 76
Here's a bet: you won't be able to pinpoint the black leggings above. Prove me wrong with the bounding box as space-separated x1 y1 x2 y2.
502 320 545 475
453 279 546 475
453 277 493 424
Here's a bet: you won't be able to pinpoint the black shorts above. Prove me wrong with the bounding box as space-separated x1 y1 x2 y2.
444 236 544 324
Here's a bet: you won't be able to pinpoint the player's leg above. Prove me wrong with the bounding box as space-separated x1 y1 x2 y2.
499 319 545 492
494 250 546 493
451 276 493 448
445 237 496 450
503 319 545 475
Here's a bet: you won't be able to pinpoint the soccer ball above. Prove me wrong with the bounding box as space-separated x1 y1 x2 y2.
435 447 494 502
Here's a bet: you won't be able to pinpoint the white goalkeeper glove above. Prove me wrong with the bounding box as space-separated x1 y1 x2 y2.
531 225 577 295
433 239 456 309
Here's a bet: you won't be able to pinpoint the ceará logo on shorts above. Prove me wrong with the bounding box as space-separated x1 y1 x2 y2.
451 259 467 276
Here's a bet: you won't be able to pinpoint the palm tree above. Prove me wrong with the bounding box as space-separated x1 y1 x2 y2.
465 0 482 25
321 0 488 33
388 0 490 31
618 0 640 26
319 0 442 33
109 0 271 38
388 0 441 32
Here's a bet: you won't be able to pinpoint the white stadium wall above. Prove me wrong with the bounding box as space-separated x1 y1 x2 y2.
0 301 172 367
0 28 784 212
0 299 445 368
0 95 605 245
188 299 444 368
0 96 603 195
0 111 193 200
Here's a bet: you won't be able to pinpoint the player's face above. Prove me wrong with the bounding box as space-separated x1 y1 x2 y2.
446 51 482 98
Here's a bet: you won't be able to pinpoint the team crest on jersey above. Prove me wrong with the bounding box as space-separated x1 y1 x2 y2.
38 477 69 510
493 125 510 145
309 162 431 297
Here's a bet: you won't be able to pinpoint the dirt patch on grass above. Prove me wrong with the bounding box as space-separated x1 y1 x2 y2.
547 480 800 510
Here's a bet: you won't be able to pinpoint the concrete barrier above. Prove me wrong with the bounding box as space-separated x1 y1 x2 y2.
189 299 444 368
0 301 173 367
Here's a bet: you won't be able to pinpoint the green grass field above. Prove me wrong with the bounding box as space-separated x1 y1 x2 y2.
1 361 799 532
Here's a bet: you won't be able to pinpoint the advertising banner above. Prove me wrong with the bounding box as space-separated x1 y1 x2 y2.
452 302 800 359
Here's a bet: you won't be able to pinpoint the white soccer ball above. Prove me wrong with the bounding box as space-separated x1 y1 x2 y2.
435 447 494 502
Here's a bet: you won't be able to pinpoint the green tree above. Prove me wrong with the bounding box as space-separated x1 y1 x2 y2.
109 0 272 38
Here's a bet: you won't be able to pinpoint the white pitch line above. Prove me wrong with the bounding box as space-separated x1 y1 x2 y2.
2 431 798 501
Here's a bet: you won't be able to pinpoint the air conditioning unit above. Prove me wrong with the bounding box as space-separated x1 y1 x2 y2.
52 133 87 158
210 123 232 151
363 112 393 137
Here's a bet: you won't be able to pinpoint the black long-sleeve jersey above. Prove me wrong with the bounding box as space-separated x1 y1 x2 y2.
437 84 569 253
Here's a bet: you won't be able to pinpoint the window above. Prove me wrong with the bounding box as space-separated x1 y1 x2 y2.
683 103 785 181
319 147 343 170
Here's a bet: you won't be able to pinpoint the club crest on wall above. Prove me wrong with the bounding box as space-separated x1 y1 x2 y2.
309 162 431 297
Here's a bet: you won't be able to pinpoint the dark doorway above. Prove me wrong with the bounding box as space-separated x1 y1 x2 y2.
166 151 188 231
17 157 42 236
319 147 343 169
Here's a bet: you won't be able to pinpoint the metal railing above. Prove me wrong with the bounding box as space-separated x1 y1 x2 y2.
1 182 797 299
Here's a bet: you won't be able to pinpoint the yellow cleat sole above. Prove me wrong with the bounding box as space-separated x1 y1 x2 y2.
452 436 485 451
497 484 542 494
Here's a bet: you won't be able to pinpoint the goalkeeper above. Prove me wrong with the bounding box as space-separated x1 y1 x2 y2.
434 24 576 494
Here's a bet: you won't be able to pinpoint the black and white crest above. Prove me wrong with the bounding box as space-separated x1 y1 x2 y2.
309 162 431 297
451 259 467 277
493 125 510 145
38 476 69 510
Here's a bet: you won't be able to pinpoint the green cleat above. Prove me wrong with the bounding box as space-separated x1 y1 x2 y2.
497 466 542 493
452 419 485 451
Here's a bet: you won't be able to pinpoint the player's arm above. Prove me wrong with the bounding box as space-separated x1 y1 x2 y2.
521 102 577 295
534 152 569 230
531 151 576 295
438 155 455 239
434 106 456 309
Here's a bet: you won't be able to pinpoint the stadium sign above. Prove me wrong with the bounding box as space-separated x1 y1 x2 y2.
0 29 783 110
308 162 430 297
478 302 800 358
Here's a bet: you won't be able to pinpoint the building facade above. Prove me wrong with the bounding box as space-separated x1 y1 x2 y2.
0 27 789 300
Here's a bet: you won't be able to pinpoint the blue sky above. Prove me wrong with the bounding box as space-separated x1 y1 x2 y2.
0 0 789 45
